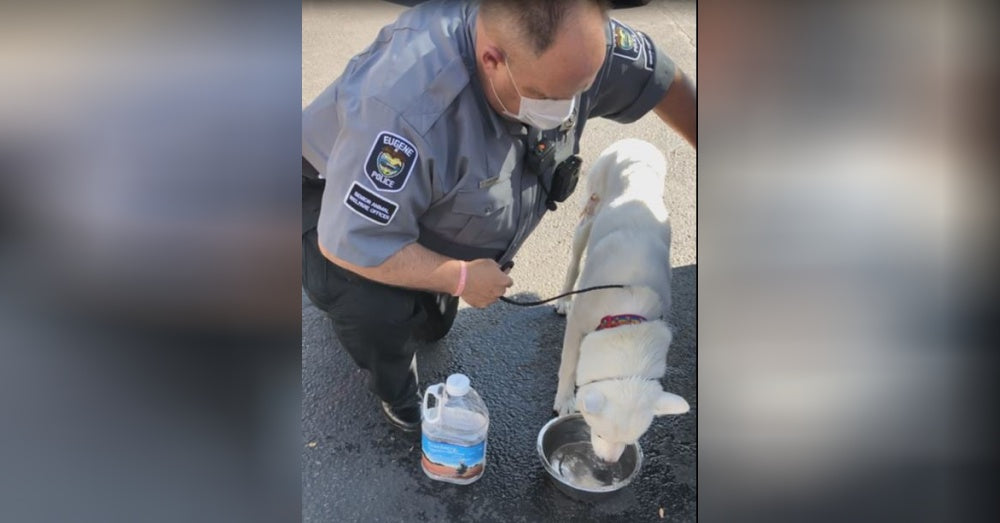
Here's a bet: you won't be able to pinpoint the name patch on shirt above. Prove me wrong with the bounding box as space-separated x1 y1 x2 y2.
364 131 417 192
611 19 642 62
344 182 398 225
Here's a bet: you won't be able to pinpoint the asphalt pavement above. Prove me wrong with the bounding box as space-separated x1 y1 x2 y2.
302 1 697 521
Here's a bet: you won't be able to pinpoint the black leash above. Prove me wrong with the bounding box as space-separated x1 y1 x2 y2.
499 284 626 307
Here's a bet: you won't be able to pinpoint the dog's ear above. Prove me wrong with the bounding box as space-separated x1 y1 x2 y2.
652 391 690 416
579 389 605 414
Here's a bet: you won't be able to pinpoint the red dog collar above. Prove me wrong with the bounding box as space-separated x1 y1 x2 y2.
596 314 647 331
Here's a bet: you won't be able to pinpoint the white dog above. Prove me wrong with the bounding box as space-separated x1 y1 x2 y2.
553 138 690 462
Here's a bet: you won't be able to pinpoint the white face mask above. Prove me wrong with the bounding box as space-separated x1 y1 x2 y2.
489 59 576 130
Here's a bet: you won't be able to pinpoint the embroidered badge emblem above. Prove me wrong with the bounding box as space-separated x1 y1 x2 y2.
344 182 399 225
364 132 417 192
639 31 655 71
611 20 642 61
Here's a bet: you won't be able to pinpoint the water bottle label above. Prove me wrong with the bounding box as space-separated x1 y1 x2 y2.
421 434 486 480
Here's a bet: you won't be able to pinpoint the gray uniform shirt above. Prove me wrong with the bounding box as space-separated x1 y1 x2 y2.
303 0 675 267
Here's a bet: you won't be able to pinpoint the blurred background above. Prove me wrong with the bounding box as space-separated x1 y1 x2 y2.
0 0 997 522
0 1 301 522
698 0 999 520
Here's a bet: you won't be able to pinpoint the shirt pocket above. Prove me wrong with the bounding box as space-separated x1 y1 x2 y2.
451 179 515 246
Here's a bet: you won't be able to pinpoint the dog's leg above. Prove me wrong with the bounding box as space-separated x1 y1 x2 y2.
555 214 594 316
553 316 586 415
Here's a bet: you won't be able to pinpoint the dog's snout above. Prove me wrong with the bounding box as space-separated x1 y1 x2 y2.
591 433 627 463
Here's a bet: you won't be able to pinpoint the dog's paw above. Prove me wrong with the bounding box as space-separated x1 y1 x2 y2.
554 298 571 316
553 394 577 416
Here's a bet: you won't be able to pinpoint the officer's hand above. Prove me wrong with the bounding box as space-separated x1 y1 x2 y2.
460 259 513 308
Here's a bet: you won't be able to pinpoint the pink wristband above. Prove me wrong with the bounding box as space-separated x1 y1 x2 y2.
454 261 467 297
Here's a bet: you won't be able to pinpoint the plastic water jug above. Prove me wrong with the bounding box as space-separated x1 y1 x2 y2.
420 374 489 484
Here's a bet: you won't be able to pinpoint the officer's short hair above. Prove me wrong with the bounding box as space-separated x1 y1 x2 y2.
480 0 610 56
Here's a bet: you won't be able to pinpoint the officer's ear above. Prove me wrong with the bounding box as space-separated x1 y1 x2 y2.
481 47 505 72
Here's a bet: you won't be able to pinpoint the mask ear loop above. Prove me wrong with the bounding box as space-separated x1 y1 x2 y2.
487 51 523 120
502 54 526 99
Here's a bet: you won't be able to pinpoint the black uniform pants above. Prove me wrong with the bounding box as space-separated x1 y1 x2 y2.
302 160 455 408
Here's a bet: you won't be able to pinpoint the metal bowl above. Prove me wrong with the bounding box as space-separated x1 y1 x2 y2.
536 413 642 501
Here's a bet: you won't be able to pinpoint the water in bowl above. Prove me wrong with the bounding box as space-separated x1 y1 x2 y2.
548 441 630 489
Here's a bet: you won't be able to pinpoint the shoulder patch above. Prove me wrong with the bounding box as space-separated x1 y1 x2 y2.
611 19 642 62
344 182 399 226
638 31 655 71
364 131 418 192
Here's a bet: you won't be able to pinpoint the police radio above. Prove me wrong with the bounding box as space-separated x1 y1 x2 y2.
525 137 582 211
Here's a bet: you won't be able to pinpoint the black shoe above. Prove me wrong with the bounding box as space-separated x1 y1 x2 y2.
412 293 458 343
380 400 421 432
379 355 421 432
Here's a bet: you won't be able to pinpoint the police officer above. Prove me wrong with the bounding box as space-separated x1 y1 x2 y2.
302 0 696 432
